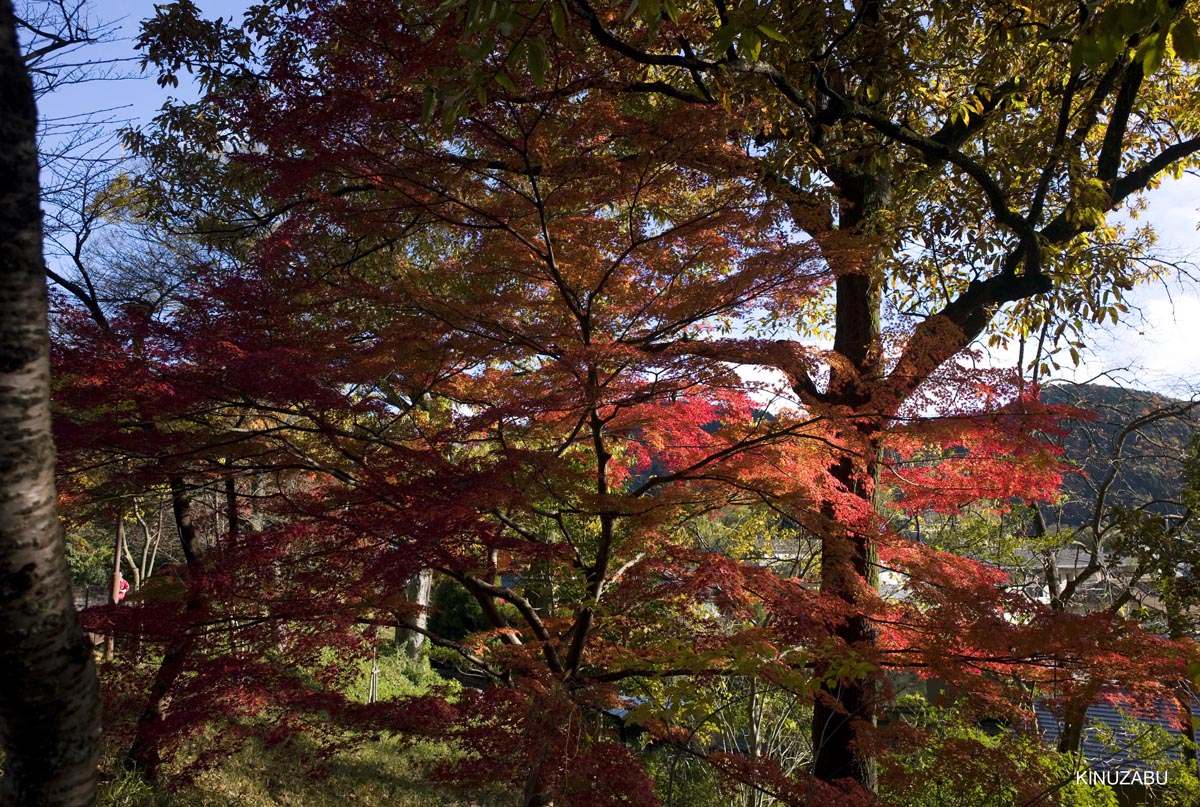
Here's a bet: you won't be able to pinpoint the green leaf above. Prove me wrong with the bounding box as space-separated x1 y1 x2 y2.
742 29 762 61
1115 3 1142 35
709 24 738 54
527 36 548 86
495 71 516 92
465 0 481 31
756 22 787 42
1172 17 1200 61
505 41 522 67
420 87 437 123
1069 36 1097 70
1143 44 1164 74
640 0 660 33
441 97 462 134
1138 32 1165 75
549 1 566 40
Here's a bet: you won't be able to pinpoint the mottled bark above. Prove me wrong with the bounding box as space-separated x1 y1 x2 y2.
0 0 102 802
396 568 432 661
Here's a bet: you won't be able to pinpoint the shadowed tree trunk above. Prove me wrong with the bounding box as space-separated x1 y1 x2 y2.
0 0 102 802
125 476 203 781
810 454 882 790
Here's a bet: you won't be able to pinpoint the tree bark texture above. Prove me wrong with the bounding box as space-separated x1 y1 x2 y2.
807 161 889 794
397 568 433 661
0 1 102 802
810 457 881 791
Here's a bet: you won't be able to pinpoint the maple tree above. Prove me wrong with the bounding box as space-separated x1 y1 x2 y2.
414 0 1200 790
46 0 1200 803
906 382 1200 762
67 51 854 795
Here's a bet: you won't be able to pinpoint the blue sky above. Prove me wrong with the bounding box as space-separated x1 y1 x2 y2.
39 0 1200 397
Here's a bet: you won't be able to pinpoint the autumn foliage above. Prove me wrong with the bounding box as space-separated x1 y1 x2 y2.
48 0 1200 804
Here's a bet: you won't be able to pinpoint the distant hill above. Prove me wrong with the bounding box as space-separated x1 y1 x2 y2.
1039 383 1198 528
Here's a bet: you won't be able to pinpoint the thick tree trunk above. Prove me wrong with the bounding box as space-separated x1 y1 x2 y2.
1052 675 1102 756
223 474 238 543
810 460 880 791
807 152 889 791
521 765 553 807
169 476 199 563
1166 610 1197 769
0 2 102 802
1175 688 1197 771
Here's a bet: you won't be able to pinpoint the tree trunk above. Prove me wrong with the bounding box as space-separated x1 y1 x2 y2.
169 476 199 563
745 677 759 807
396 568 433 660
1175 688 1197 771
1056 694 1093 755
125 476 203 781
808 158 889 790
0 1 102 801
223 474 238 543
124 632 195 780
521 766 553 807
104 513 125 661
807 410 886 785
810 457 880 790
776 16 897 766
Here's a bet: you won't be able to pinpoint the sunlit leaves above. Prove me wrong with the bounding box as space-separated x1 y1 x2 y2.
91 0 1200 799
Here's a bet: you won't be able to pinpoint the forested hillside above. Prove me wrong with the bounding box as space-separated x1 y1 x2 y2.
1041 383 1198 528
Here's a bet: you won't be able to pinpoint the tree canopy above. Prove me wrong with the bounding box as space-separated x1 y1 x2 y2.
41 0 1200 804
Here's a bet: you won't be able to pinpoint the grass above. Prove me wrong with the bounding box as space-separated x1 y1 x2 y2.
97 734 511 807
94 649 515 807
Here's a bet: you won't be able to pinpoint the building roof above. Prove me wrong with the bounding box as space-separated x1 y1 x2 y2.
1034 698 1197 772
